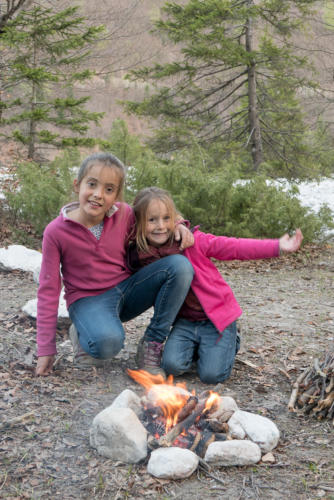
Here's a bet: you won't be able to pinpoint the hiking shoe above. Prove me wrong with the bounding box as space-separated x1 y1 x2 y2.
135 337 166 377
68 324 105 369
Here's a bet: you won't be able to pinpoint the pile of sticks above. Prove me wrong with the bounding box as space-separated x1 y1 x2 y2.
288 352 334 424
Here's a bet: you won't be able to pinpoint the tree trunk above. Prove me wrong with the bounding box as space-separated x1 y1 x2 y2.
245 4 263 170
28 36 37 160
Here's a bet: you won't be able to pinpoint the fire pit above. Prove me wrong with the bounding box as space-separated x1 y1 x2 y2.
90 370 280 478
128 369 228 458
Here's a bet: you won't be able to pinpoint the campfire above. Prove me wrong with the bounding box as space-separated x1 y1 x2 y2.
90 369 280 475
127 369 227 457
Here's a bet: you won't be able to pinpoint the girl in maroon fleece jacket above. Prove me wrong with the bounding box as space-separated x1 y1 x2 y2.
129 187 303 383
36 153 194 376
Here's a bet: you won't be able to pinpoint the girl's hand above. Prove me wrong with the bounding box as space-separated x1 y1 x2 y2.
36 355 55 376
279 228 303 253
175 224 194 250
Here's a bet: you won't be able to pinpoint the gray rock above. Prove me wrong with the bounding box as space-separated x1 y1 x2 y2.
205 439 261 466
90 406 147 463
147 447 199 479
111 389 142 417
228 410 280 452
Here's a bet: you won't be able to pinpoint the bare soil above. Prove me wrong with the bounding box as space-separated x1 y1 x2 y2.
0 244 333 500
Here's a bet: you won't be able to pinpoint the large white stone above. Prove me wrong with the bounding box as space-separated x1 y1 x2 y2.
147 447 199 479
228 410 280 452
205 440 261 466
111 389 142 417
90 407 147 463
210 396 239 422
228 420 246 440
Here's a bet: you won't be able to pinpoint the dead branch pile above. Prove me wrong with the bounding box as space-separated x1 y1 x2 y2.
288 352 334 424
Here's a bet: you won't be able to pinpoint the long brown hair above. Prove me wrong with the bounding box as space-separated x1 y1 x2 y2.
133 187 178 252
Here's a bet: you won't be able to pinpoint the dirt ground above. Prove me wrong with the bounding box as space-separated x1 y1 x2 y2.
0 243 333 500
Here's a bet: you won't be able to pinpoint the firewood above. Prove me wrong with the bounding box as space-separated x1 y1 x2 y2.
288 351 334 421
288 366 312 410
325 376 334 394
176 396 198 423
158 399 207 447
194 429 216 458
207 418 229 433
214 432 227 441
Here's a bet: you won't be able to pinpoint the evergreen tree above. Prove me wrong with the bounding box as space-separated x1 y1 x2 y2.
125 0 329 179
0 0 31 32
0 5 104 159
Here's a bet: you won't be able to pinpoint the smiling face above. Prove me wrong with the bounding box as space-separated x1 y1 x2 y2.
145 198 174 247
73 163 120 227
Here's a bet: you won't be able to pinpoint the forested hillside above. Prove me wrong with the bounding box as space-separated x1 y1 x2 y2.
72 0 334 143
1 0 333 244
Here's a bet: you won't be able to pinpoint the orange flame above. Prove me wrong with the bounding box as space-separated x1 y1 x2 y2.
127 369 190 431
204 391 220 412
127 369 220 432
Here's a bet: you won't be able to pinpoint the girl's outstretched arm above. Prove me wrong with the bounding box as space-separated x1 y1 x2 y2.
36 355 55 376
279 228 303 253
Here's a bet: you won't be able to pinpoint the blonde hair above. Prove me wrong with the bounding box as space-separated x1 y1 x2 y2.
77 152 126 201
133 187 178 252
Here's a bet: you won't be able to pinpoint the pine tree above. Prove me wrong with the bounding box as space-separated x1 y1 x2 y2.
124 0 328 178
0 5 104 160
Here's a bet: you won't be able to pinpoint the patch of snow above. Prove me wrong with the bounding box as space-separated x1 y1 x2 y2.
0 245 41 274
22 291 68 319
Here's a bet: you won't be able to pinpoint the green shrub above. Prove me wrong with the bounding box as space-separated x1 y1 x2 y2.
5 149 79 237
225 177 333 242
127 148 333 242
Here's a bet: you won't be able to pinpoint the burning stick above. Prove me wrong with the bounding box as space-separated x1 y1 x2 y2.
158 400 207 447
176 396 198 423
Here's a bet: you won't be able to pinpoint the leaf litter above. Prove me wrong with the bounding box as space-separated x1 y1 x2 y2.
0 243 333 499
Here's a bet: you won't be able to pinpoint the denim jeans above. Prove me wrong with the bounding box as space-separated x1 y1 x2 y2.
68 254 193 359
162 318 240 384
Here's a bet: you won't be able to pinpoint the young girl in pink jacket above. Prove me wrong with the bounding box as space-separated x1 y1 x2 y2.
128 187 303 384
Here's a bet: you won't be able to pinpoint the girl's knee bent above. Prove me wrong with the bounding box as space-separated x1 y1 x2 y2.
168 254 194 279
162 356 191 377
86 332 124 359
198 364 233 384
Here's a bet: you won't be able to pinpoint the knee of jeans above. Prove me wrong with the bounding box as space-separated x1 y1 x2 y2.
87 334 123 359
169 254 194 281
162 356 190 376
198 364 233 384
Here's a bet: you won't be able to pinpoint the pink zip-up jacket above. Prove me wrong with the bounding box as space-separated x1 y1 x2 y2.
37 202 134 357
182 229 279 333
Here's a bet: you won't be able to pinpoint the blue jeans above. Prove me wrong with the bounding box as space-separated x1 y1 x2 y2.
162 318 240 384
68 255 193 359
